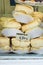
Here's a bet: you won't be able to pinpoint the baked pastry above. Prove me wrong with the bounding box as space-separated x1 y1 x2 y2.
15 4 34 14
31 37 43 54
0 37 10 51
32 12 43 21
31 37 43 48
31 0 35 2
0 17 21 29
13 11 33 23
12 38 30 47
1 28 23 37
12 47 30 54
22 18 41 32
12 38 30 54
25 27 43 39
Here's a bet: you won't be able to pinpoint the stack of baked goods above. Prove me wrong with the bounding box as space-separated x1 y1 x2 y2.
13 4 43 38
13 4 34 23
0 16 23 53
12 4 34 53
12 4 43 54
31 12 43 28
0 4 43 54
0 17 23 37
0 17 23 53
11 37 31 54
0 37 10 52
0 16 31 53
31 37 43 54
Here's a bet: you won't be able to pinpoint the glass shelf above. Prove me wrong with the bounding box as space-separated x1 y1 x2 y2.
0 52 43 60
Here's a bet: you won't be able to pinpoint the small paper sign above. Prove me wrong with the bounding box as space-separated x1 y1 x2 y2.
16 33 30 41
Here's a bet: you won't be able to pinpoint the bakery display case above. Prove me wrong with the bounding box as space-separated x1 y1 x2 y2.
0 0 43 60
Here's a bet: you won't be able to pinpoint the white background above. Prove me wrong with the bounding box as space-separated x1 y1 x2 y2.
0 60 43 65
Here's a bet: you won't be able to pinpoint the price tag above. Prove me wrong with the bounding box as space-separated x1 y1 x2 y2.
16 33 30 41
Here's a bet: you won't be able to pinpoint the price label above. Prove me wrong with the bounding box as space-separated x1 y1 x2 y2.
16 33 30 41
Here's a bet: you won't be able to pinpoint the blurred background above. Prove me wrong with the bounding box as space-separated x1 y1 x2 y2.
0 0 43 17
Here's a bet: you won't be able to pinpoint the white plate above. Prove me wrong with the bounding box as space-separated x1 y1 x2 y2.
26 27 43 39
13 11 34 24
1 28 23 37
